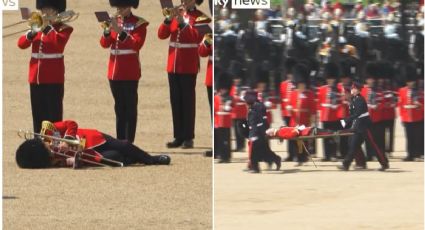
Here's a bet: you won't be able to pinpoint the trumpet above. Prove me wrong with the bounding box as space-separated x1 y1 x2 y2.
162 4 184 18
17 129 124 167
203 33 212 44
3 9 79 38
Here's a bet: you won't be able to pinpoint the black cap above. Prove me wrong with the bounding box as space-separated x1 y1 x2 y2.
243 90 258 104
351 81 364 90
109 0 139 8
16 139 51 169
324 62 340 79
36 0 66 12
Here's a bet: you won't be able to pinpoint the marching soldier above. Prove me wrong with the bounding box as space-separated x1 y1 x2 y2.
361 62 385 161
158 0 211 149
214 72 233 163
198 33 213 117
288 63 317 165
17 0 73 133
398 64 424 161
317 62 342 161
338 80 390 171
99 0 148 143
244 90 281 173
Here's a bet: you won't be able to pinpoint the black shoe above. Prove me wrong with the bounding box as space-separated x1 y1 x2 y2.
218 159 231 163
181 140 194 149
250 168 261 173
337 165 349 171
275 156 282 171
154 155 171 165
166 139 183 148
378 164 389 171
321 158 331 162
204 150 212 157
403 157 414 162
284 157 294 162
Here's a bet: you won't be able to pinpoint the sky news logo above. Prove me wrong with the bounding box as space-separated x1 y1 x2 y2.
214 0 270 9
1 0 18 10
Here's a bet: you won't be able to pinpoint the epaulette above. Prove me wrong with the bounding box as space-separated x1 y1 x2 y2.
135 16 149 28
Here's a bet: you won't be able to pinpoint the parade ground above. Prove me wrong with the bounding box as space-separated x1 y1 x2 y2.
3 0 212 229
215 111 424 230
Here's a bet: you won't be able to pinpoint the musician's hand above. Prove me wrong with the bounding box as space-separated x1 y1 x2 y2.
110 16 122 34
66 157 75 167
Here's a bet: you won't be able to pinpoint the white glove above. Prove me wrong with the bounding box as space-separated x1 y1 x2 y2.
297 125 306 131
340 120 346 128
266 128 277 137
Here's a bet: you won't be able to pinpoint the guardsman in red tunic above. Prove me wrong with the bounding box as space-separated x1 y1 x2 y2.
198 33 213 117
317 62 341 161
214 72 233 163
100 0 148 143
229 78 248 152
337 59 354 159
398 64 424 161
15 120 171 169
288 64 317 164
378 61 397 156
17 0 73 133
361 62 385 161
158 0 211 149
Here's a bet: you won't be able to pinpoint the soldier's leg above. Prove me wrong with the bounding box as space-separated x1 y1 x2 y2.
343 133 365 168
180 74 197 142
214 128 224 160
109 81 127 141
235 119 246 151
221 128 231 161
207 86 212 120
167 74 184 141
322 122 336 161
419 121 424 157
365 129 389 167
403 122 415 160
30 84 44 133
123 80 139 143
365 122 378 161
44 84 64 124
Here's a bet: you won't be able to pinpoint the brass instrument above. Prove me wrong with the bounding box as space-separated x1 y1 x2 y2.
17 129 124 167
3 9 79 38
162 4 183 18
203 33 212 44
100 12 119 30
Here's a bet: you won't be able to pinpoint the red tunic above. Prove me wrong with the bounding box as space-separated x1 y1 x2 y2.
289 90 316 127
229 85 248 119
214 95 232 128
198 42 212 87
280 80 295 117
361 86 384 123
276 126 314 139
158 9 210 74
382 89 397 121
17 23 73 84
99 14 148 81
337 83 350 119
398 87 424 122
317 85 341 122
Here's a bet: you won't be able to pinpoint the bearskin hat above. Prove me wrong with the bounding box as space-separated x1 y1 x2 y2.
36 0 66 12
16 139 51 169
404 64 418 82
109 0 139 8
365 62 379 79
196 0 204 5
293 63 310 84
324 62 340 79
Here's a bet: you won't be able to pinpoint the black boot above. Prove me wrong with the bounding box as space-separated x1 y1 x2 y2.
166 139 183 148
153 155 171 165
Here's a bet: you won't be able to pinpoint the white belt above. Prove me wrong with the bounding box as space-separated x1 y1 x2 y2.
404 105 418 109
31 53 63 59
216 111 231 115
321 103 338 109
110 49 137 55
169 42 198 48
257 123 263 127
359 112 369 118
235 102 245 105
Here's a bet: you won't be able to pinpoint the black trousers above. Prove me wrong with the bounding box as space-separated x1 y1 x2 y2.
383 119 395 153
30 84 64 133
233 119 246 150
403 121 424 158
365 122 385 160
109 80 139 143
168 73 196 141
343 129 389 167
214 128 231 161
93 134 153 166
251 137 280 169
207 86 212 121
322 121 340 159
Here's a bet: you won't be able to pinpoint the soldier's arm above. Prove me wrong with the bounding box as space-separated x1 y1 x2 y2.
198 40 211 57
53 120 78 139
17 31 36 49
118 23 148 51
158 18 172 39
51 26 73 47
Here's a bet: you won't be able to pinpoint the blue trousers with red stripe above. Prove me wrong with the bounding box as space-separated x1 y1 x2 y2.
343 129 389 168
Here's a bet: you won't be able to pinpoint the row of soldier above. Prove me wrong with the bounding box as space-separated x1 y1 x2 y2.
17 0 212 149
